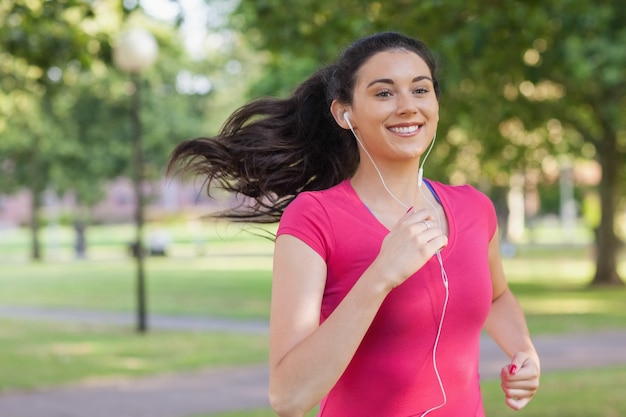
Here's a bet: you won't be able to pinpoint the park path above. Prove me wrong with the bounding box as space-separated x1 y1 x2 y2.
0 306 625 417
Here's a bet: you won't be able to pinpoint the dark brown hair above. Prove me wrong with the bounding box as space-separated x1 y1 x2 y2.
168 32 439 223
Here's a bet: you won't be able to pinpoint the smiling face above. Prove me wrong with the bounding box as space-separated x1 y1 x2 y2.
345 49 439 164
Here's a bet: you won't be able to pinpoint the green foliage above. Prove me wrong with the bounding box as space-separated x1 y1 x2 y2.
0 0 109 85
0 1 112 258
232 0 624 183
230 0 625 284
0 2 241 260
0 0 261 203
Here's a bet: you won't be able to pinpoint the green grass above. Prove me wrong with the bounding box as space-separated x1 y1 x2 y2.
0 223 275 393
0 258 273 319
0 223 275 319
0 319 268 393
2 247 624 329
0 222 625 399
502 249 626 333
481 366 626 417
201 366 626 417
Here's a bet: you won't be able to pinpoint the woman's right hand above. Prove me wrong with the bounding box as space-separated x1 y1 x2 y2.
371 208 447 290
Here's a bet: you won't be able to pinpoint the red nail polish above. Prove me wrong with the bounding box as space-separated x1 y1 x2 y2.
509 364 517 375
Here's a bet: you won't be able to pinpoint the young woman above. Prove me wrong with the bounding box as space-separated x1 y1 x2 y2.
169 32 540 417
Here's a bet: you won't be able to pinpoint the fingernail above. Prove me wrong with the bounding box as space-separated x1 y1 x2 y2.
509 364 517 375
405 206 414 214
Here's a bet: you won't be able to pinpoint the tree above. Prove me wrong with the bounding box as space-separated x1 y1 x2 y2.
527 2 625 286
0 1 221 259
434 0 626 286
230 0 625 285
0 0 112 259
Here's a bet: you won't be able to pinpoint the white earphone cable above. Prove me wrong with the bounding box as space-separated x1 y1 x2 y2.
346 119 449 416
350 128 411 210
416 143 449 417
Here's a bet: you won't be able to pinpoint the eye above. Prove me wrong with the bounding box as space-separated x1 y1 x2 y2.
414 87 429 94
375 89 393 98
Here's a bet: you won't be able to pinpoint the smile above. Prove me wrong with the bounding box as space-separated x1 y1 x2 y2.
388 125 421 134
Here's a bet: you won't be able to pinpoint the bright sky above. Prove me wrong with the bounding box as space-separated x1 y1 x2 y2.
140 0 237 59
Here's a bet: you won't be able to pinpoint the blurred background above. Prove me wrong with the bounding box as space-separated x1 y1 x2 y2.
1 0 624 280
0 1 624 416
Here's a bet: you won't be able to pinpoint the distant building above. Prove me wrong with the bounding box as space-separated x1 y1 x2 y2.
0 177 225 228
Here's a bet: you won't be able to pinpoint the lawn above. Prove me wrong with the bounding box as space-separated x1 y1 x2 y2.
0 242 624 331
0 319 268 392
0 221 625 410
0 258 273 319
202 366 626 417
0 222 275 319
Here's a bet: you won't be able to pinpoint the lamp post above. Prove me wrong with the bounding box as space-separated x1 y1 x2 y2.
113 28 158 333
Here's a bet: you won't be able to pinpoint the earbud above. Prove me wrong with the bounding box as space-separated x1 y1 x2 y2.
343 112 353 130
418 132 437 189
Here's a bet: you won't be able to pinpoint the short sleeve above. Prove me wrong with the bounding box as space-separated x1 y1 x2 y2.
277 192 333 261
480 189 498 240
473 187 498 241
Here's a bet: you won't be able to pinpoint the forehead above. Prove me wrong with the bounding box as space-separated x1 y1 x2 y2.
355 49 431 86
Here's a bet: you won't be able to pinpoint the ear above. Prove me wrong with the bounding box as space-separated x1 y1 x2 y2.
330 100 352 130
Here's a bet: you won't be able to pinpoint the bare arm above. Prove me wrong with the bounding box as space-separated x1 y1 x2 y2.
268 235 390 416
268 209 447 417
484 230 540 410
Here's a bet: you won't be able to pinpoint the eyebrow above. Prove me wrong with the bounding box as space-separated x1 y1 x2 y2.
366 75 433 88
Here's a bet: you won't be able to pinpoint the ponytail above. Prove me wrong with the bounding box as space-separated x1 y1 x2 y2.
169 32 439 223
168 65 359 223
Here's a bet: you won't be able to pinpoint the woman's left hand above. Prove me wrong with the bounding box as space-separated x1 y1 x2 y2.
500 351 540 410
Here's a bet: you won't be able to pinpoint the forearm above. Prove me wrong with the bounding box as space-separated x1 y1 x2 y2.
269 266 390 416
484 288 538 364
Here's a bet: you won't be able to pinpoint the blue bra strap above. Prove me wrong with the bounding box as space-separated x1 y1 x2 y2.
423 179 442 204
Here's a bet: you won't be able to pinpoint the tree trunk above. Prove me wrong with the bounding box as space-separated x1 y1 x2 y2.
29 187 43 261
591 130 623 286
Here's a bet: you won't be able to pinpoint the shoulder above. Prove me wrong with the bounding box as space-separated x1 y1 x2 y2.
428 180 498 237
282 180 354 218
428 180 494 208
277 180 354 258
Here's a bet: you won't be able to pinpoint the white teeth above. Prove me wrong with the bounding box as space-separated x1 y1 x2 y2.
389 125 420 134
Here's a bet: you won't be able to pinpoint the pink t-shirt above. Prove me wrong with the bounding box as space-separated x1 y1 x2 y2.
277 179 497 416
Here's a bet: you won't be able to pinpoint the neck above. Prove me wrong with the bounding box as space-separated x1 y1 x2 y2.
351 161 422 211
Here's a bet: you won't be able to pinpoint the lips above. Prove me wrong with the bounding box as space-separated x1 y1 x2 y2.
387 124 422 135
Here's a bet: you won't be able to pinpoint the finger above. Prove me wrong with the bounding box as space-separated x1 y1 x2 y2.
501 375 538 411
421 234 448 255
502 382 535 409
503 379 539 393
502 379 538 395
503 359 540 385
401 211 430 229
506 395 531 411
501 364 519 380
508 352 532 376
501 368 539 393
420 219 432 232
400 207 430 224
403 211 436 230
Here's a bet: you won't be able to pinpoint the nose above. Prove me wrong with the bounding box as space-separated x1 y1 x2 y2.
396 91 418 116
